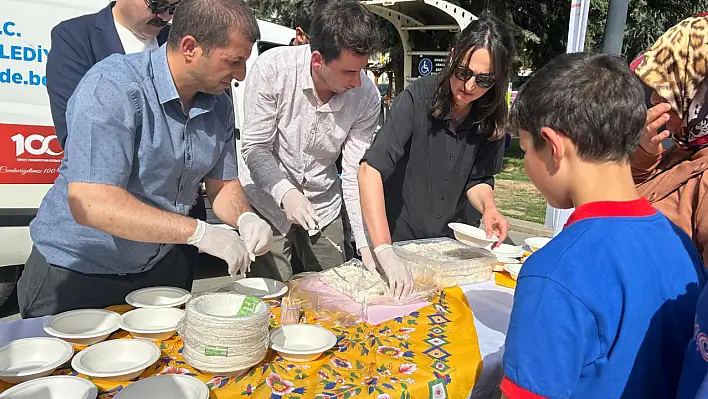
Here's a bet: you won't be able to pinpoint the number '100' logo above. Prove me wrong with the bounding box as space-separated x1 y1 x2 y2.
10 134 63 156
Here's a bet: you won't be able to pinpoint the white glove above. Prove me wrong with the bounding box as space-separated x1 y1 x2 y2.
188 220 251 279
373 244 414 299
237 212 273 257
281 189 320 231
360 246 377 274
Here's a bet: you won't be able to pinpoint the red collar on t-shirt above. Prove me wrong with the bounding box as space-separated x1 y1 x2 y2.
564 198 656 228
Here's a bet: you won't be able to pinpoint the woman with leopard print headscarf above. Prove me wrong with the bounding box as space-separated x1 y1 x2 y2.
632 15 708 266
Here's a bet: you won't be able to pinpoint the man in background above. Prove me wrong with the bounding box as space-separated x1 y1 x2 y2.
45 0 206 291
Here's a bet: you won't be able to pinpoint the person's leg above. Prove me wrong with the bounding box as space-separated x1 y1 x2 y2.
18 247 134 318
292 215 346 272
182 187 207 291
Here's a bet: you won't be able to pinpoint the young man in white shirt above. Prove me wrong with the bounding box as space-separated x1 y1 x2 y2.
239 1 381 281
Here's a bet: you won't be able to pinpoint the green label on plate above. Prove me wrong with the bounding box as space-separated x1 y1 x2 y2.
236 296 260 316
205 346 229 357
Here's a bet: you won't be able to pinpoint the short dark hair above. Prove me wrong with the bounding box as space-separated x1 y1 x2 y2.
167 0 260 53
309 1 381 62
430 15 515 141
292 0 317 33
508 53 647 162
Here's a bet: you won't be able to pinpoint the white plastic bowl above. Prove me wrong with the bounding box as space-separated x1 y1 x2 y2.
525 237 552 252
43 309 120 346
448 223 499 247
114 374 209 399
269 324 337 363
71 339 160 382
504 263 522 280
231 278 288 299
125 287 191 309
119 308 185 341
489 243 524 259
0 375 98 399
0 338 74 384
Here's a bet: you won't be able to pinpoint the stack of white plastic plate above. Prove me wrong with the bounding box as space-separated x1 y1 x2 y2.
114 375 208 399
71 339 160 381
0 376 97 399
0 338 74 384
43 309 120 346
125 287 191 308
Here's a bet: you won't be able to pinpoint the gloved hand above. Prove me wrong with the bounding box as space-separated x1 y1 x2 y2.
237 212 273 257
281 189 320 231
360 246 377 274
188 220 251 279
373 244 414 299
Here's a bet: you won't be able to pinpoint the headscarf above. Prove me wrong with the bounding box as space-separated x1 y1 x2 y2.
634 16 708 146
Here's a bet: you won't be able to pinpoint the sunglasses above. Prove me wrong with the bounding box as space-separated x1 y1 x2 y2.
454 66 495 89
145 0 181 15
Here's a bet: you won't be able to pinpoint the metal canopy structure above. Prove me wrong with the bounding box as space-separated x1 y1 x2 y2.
362 0 476 88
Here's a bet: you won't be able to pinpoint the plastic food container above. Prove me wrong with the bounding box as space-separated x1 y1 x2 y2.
114 374 209 399
71 339 160 381
0 376 98 399
394 237 497 288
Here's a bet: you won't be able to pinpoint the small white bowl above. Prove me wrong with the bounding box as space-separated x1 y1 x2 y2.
448 223 499 247
0 338 74 384
504 263 522 280
119 308 185 341
525 237 552 252
488 243 524 259
125 287 191 309
114 374 209 399
0 375 98 399
43 309 120 346
270 324 337 363
71 339 160 381
231 278 288 299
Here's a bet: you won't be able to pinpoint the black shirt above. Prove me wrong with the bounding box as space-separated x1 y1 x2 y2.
361 75 504 242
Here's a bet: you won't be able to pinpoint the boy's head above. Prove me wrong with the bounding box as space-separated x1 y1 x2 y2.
508 53 647 208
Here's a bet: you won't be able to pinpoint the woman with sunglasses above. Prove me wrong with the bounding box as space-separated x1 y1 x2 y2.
358 16 515 298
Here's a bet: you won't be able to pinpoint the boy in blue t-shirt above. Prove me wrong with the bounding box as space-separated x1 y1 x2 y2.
500 53 705 399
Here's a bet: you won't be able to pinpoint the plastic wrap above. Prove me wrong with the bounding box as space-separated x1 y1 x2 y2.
178 292 270 374
394 237 497 288
287 259 437 327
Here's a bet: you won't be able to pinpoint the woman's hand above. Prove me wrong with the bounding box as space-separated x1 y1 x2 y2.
483 205 509 248
639 103 672 154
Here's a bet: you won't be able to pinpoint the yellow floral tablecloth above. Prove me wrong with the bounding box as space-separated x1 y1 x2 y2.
0 287 482 399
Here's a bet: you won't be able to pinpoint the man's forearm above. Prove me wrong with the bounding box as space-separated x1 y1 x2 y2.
208 179 252 227
68 182 197 244
466 183 497 214
359 163 391 248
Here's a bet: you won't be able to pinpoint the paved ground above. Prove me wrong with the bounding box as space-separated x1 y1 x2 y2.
0 229 536 322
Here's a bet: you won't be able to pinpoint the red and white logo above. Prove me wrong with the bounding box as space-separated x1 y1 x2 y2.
0 124 63 184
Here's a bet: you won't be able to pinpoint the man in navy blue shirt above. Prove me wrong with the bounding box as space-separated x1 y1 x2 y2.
19 0 273 318
501 53 704 398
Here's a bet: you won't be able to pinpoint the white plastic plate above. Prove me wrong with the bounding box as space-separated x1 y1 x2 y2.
269 324 337 355
125 287 191 308
114 374 209 399
489 243 524 259
71 339 160 381
43 309 120 345
231 278 288 299
0 338 74 384
0 375 98 399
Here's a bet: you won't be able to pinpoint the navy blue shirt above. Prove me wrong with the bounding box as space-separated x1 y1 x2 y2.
677 280 708 399
30 45 238 274
501 199 704 399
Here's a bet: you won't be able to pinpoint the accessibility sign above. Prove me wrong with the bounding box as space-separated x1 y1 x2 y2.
418 58 433 76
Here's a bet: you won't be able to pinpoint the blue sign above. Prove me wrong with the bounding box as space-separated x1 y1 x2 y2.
418 58 433 76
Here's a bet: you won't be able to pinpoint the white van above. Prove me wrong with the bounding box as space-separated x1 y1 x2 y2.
0 0 294 308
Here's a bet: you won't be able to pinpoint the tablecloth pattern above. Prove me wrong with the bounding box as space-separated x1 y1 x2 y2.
0 287 482 399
